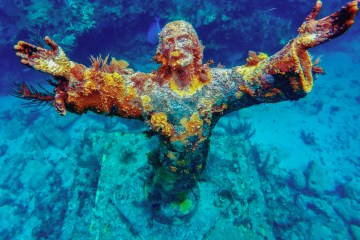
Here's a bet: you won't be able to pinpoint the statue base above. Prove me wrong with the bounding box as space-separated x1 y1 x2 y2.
106 175 228 238
63 135 229 239
66 134 275 239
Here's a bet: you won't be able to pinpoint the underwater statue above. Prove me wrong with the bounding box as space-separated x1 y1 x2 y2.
13 1 359 223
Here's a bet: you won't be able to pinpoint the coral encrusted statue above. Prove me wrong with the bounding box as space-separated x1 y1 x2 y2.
13 1 359 223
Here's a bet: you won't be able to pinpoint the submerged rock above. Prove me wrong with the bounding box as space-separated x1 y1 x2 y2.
289 169 306 190
40 126 70 149
350 225 360 240
0 144 8 157
20 160 53 190
333 199 360 225
342 178 360 199
305 160 336 197
309 222 333 239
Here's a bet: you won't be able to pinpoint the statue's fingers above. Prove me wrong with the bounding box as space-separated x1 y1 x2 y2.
316 0 358 39
306 0 322 21
20 59 30 65
44 36 58 51
15 52 32 64
344 0 359 27
15 41 42 52
14 44 23 51
319 0 358 26
15 53 32 66
14 41 46 61
16 52 26 58
15 51 36 68
324 0 357 24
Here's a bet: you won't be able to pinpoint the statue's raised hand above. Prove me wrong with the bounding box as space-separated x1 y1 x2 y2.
14 36 70 78
296 0 358 49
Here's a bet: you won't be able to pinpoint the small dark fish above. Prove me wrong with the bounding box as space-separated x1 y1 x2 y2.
142 129 157 138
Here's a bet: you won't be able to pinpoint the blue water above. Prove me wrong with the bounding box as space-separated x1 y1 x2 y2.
1 0 360 239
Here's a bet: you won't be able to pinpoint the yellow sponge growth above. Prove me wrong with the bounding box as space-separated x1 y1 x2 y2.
150 112 174 137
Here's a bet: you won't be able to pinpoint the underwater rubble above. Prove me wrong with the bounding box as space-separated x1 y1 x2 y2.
0 95 360 238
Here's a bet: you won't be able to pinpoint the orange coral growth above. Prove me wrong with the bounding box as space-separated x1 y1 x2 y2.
90 54 109 71
263 41 314 94
312 58 324 75
106 57 133 75
67 67 143 118
245 51 269 67
118 94 142 118
170 165 178 173
211 103 228 114
180 113 203 136
154 52 168 67
199 61 213 83
168 112 207 149
89 55 134 76
263 88 282 98
70 64 86 81
110 57 128 69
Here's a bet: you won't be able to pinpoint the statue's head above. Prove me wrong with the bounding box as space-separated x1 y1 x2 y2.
155 21 204 69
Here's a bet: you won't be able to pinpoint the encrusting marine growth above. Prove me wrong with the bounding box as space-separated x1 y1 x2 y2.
13 1 359 223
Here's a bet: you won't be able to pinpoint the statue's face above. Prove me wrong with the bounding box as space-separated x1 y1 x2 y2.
157 21 203 69
165 33 194 69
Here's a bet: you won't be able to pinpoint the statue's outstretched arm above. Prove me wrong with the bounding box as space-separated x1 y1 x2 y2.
231 0 358 104
14 37 148 119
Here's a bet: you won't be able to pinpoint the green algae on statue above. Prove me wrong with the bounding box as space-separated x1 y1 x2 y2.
13 1 359 224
